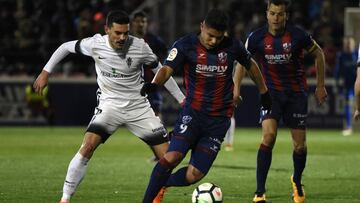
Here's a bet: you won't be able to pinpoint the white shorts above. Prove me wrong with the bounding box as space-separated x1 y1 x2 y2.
86 98 167 145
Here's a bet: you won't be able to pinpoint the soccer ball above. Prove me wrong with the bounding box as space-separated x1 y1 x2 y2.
192 182 222 203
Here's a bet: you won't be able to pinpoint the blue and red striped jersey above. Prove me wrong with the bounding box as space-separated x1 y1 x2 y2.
246 24 314 92
164 33 251 117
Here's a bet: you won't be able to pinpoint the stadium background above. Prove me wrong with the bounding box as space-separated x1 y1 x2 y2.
0 0 360 129
1 1 360 203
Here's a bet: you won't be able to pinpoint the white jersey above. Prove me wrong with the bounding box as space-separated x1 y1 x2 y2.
79 34 157 105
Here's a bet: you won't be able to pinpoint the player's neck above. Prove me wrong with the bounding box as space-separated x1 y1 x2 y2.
268 27 285 37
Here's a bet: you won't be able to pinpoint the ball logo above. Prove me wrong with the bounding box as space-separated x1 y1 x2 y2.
167 48 178 61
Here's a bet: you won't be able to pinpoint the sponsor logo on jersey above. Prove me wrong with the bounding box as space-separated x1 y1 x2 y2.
100 70 131 78
264 53 292 64
196 64 228 75
265 44 272 50
167 48 178 61
217 52 227 63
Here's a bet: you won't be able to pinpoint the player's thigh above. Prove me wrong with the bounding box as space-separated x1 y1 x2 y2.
168 107 201 155
126 107 167 146
189 116 230 174
283 92 307 129
86 102 122 143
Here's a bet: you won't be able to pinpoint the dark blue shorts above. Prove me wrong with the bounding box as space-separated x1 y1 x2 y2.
260 91 307 129
168 106 230 174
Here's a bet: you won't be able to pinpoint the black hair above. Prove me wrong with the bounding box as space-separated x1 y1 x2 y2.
204 9 229 31
267 0 291 11
132 11 148 19
106 10 130 27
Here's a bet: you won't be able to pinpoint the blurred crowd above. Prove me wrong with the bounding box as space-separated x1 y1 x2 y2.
0 0 358 77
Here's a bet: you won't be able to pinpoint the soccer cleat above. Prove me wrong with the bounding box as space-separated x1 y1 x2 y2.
59 201 69 203
153 187 166 203
224 144 234 151
253 193 266 203
291 175 305 203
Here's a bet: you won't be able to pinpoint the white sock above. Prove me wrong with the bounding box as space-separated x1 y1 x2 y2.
61 152 89 202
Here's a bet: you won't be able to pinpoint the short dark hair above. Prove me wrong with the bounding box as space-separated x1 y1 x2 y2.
267 0 291 11
106 10 130 27
204 9 229 31
132 11 148 19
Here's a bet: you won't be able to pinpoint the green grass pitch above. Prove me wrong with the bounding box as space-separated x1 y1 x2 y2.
0 127 359 203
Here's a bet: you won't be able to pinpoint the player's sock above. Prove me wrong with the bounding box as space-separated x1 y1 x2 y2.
345 101 352 129
61 152 89 202
143 157 173 203
255 144 272 194
292 149 307 185
165 167 190 187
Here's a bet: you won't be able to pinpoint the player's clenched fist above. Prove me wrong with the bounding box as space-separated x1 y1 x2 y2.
140 82 158 96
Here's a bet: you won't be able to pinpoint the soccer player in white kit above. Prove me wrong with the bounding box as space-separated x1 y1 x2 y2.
33 10 185 203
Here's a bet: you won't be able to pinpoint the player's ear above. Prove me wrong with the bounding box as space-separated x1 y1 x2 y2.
104 25 109 34
200 21 205 31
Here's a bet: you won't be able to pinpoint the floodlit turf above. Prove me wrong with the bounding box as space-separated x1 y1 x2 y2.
0 127 359 203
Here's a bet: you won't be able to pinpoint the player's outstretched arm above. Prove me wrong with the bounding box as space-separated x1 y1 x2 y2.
354 67 360 120
33 40 78 95
246 58 268 94
151 64 185 104
246 59 271 111
309 41 327 105
233 62 246 106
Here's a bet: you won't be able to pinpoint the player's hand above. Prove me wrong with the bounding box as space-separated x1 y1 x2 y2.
140 82 158 96
315 86 327 105
260 91 272 113
232 94 243 107
33 70 50 96
354 109 360 121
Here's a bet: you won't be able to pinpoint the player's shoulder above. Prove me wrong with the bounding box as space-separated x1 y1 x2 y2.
286 24 309 37
90 33 107 43
248 26 267 40
175 33 197 46
169 33 197 53
128 35 148 49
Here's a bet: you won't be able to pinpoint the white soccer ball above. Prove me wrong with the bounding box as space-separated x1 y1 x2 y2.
192 182 222 203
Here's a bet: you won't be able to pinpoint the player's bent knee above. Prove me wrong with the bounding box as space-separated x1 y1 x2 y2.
186 166 204 184
163 151 184 166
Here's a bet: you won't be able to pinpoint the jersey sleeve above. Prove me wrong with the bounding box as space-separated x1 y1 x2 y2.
77 34 102 56
142 42 159 69
235 40 252 70
298 28 315 52
164 41 186 72
245 32 256 55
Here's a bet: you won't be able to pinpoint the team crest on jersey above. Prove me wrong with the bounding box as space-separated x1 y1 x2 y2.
217 52 227 63
167 48 178 61
182 115 192 124
126 57 133 68
282 42 292 52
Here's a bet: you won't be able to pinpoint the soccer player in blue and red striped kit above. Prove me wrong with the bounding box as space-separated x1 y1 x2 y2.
245 0 327 202
141 9 271 203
